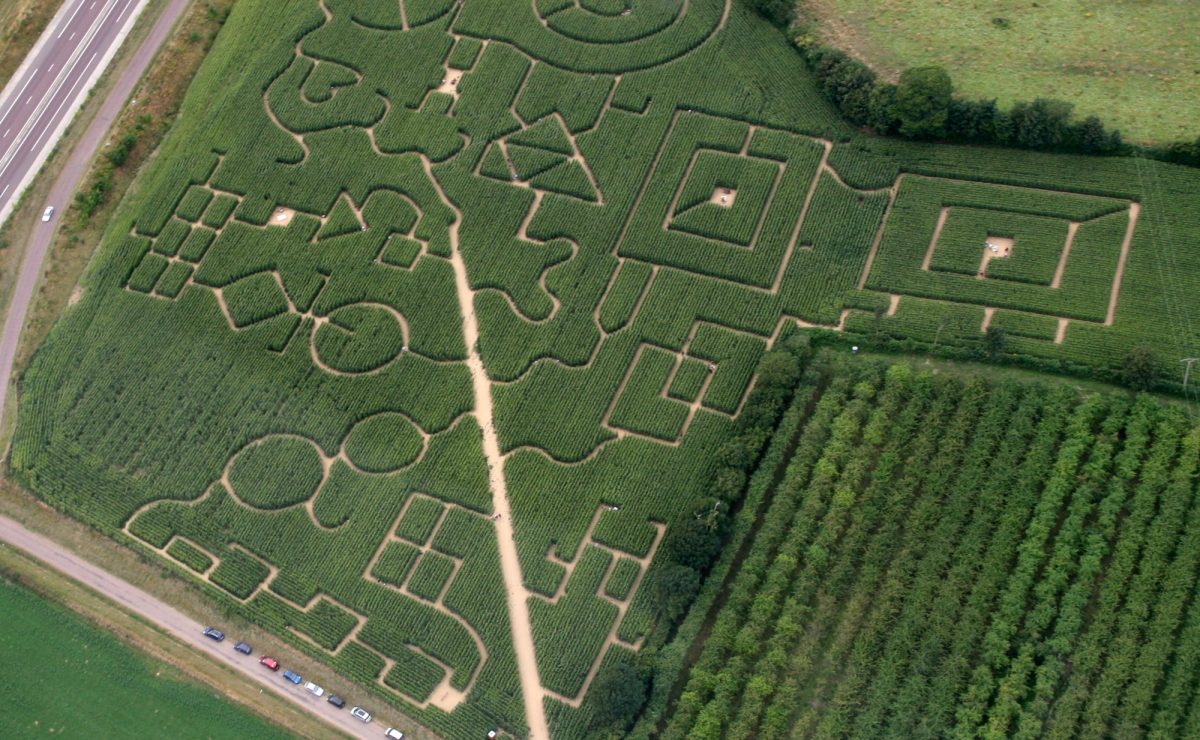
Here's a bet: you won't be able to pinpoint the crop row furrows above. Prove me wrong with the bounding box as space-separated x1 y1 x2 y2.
360 492 491 711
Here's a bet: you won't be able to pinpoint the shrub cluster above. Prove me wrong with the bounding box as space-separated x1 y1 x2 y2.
74 115 151 224
651 336 811 627
1151 136 1200 168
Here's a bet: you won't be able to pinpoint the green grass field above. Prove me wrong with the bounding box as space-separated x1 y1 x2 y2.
0 577 291 739
0 1 64 92
808 0 1200 143
8 0 1200 737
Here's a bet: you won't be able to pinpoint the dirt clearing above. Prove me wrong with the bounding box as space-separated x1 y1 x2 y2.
977 235 1013 278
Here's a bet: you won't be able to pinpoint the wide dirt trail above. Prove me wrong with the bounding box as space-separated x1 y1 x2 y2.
422 158 549 739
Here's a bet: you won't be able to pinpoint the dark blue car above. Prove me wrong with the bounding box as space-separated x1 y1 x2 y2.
202 627 224 642
233 641 251 655
282 669 302 685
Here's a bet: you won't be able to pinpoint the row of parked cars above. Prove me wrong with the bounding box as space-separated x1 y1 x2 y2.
203 626 404 739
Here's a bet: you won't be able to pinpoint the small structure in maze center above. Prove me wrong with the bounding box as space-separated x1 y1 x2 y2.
710 186 736 208
436 70 460 97
271 207 295 227
978 235 1014 279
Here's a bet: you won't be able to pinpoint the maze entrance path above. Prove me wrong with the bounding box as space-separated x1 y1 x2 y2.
424 157 553 739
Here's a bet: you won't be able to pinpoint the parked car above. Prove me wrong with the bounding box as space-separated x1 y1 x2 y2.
303 681 324 697
41 206 54 222
282 670 302 685
233 641 252 655
259 656 280 671
202 627 225 642
327 695 345 709
350 706 372 723
385 729 404 740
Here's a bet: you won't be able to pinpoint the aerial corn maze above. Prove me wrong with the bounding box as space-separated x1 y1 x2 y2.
10 0 1200 737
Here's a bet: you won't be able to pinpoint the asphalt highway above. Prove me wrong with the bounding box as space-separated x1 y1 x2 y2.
0 0 148 228
0 515 382 740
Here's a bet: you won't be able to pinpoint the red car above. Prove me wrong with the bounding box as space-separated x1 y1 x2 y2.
259 656 280 671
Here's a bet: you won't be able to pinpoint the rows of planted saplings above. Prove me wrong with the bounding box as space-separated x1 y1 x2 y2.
664 354 1200 739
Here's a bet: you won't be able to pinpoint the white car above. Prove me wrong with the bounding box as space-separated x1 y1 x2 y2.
303 680 323 697
41 206 54 222
385 729 404 740
350 706 372 723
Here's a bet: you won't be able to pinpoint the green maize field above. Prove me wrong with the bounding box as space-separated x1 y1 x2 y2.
10 0 1200 736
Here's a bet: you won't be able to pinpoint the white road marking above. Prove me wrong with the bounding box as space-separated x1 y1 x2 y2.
3 130 9 138
12 69 38 103
70 32 76 41
12 52 99 183
0 72 39 144
0 186 8 199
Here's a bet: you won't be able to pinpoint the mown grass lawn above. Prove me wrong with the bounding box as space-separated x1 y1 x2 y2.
807 0 1200 143
0 577 292 739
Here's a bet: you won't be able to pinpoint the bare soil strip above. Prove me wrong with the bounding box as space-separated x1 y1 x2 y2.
421 156 550 739
919 205 949 272
980 306 995 332
854 175 903 290
1055 317 1069 344
1106 203 1139 326
976 235 1013 279
1050 222 1078 289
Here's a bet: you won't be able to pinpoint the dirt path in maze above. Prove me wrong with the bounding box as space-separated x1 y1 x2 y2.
419 156 550 739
